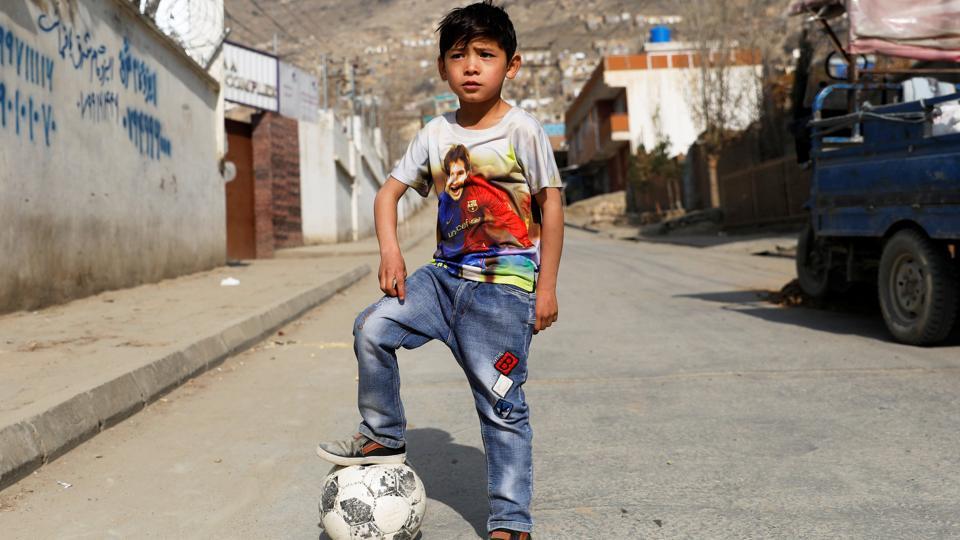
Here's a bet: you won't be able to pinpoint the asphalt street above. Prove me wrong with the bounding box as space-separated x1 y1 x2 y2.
2 227 959 539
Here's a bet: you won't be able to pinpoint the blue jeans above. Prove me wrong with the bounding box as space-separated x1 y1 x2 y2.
353 264 536 534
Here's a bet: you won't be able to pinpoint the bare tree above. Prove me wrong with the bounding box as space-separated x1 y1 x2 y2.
680 0 787 208
742 0 793 160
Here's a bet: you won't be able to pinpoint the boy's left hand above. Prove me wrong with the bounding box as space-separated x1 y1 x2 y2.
534 289 558 334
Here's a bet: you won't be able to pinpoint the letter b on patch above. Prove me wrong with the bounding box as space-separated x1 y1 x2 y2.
494 352 519 375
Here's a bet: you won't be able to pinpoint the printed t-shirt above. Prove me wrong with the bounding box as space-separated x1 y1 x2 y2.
390 107 562 292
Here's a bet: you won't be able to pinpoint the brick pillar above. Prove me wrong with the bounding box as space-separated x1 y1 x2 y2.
267 113 303 249
251 112 303 257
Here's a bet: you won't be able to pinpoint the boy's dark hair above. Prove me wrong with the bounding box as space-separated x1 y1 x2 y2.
442 144 471 175
436 1 517 61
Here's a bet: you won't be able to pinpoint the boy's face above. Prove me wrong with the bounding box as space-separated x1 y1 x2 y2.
445 159 468 200
438 37 521 104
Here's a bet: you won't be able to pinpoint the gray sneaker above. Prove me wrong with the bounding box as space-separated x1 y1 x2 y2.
316 433 406 466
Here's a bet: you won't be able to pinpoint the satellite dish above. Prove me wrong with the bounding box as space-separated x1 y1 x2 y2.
222 160 237 183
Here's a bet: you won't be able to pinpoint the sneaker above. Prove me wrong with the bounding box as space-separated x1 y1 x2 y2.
489 530 531 540
316 433 406 466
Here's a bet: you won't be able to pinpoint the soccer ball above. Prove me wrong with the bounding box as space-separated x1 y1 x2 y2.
319 463 426 540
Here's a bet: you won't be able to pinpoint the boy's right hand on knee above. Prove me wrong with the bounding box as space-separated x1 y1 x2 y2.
378 249 407 301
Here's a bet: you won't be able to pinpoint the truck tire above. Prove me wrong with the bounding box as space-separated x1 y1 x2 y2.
797 221 830 298
878 229 959 346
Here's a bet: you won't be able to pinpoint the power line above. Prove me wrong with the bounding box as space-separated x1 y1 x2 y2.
277 0 317 38
224 6 268 43
245 0 297 41
291 0 330 39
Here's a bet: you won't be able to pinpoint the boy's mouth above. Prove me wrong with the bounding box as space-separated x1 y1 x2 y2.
462 81 482 89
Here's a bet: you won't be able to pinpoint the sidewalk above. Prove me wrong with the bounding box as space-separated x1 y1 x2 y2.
565 215 799 258
0 209 436 491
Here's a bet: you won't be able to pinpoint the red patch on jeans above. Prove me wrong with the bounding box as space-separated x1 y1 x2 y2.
494 352 519 375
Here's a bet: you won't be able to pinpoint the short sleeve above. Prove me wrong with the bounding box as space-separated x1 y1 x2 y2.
389 127 432 197
514 121 563 194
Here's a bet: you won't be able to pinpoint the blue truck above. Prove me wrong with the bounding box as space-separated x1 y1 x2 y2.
797 82 960 345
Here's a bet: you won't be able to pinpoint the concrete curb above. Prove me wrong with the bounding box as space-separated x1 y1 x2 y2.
0 264 370 492
564 221 601 234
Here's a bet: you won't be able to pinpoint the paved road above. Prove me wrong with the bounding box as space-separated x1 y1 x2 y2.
2 228 959 539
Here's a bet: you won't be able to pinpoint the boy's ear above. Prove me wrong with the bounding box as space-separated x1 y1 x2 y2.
437 57 447 81
505 54 522 80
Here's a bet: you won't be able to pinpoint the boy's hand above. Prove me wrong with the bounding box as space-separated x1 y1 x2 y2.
534 288 558 334
379 249 407 301
533 187 562 335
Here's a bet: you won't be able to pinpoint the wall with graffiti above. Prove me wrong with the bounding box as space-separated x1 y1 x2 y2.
0 0 223 313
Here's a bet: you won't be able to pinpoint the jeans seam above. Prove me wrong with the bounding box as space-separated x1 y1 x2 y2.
483 424 496 524
488 520 533 533
394 329 411 350
448 280 466 344
393 329 411 438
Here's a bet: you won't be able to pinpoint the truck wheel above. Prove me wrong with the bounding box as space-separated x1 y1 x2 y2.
797 221 830 298
878 229 959 345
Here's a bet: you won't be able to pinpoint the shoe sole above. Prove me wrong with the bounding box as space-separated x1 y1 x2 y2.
315 445 406 466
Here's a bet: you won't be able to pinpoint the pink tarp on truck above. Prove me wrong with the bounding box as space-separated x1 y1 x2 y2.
789 0 960 61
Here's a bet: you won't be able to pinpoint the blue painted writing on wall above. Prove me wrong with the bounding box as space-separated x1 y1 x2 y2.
0 82 57 146
0 23 55 92
37 13 113 86
119 38 157 106
78 91 119 122
122 108 170 159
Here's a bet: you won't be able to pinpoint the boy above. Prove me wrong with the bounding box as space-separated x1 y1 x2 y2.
316 2 563 538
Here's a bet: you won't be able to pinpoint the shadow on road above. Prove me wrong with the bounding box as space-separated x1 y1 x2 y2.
680 279 960 346
678 290 769 304
406 427 488 538
730 304 893 341
675 288 898 342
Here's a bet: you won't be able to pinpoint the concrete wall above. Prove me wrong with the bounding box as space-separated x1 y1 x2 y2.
298 118 336 243
0 0 223 313
335 162 354 243
299 110 426 245
354 119 381 240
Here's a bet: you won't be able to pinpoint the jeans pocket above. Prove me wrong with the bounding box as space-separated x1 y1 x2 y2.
502 283 534 302
493 284 537 326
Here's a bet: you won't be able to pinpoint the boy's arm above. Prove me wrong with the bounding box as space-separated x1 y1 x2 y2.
375 177 411 301
533 187 564 334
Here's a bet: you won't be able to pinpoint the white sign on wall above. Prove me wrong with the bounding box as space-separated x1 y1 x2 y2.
223 41 278 111
279 62 320 123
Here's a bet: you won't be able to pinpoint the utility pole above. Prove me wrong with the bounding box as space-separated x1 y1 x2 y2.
351 59 359 117
533 65 542 109
345 58 357 139
320 53 328 110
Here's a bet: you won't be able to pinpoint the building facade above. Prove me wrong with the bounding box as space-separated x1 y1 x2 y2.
564 47 763 202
